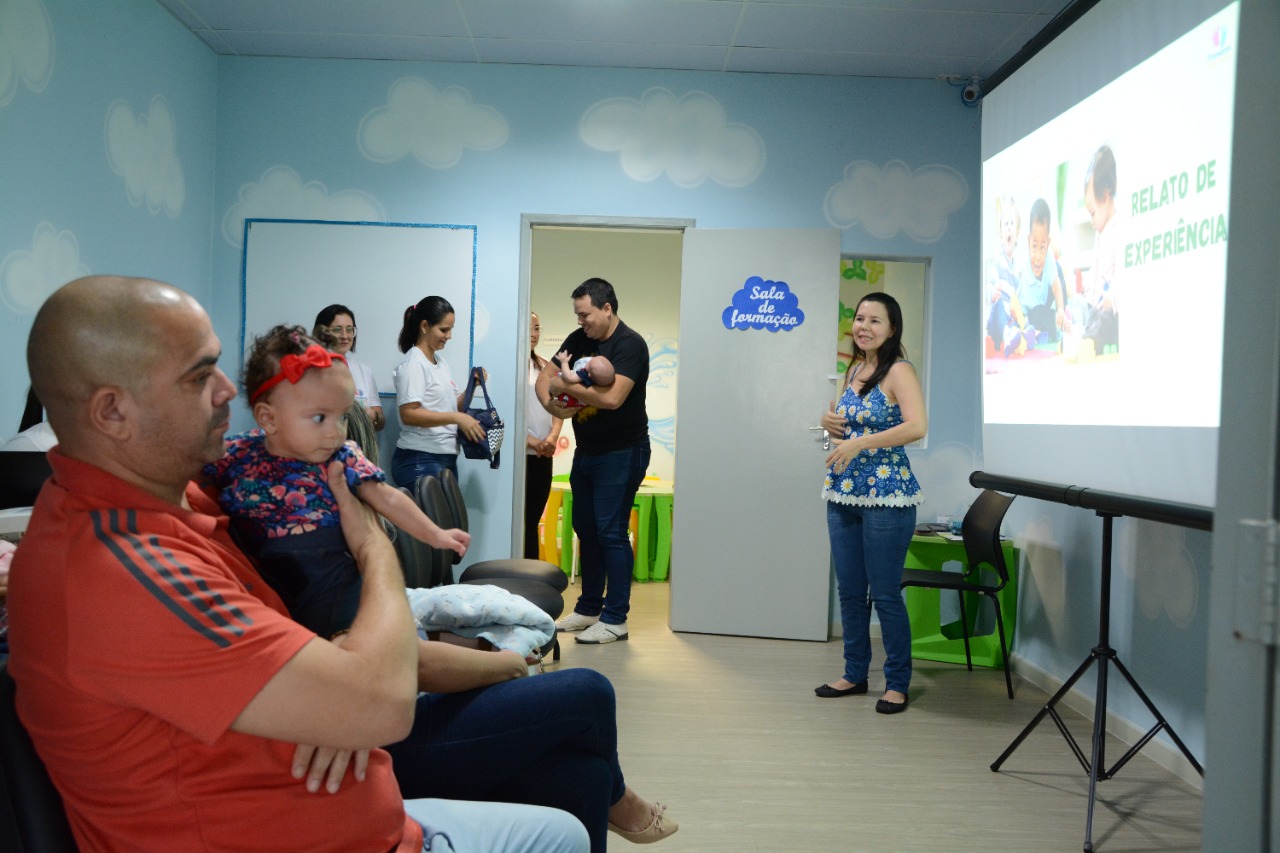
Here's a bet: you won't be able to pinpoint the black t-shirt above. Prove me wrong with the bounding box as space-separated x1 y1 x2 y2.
560 320 649 454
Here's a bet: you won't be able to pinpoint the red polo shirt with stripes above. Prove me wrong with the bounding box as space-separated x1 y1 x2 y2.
7 448 420 853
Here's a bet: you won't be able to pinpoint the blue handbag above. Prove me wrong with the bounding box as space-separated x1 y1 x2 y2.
458 367 503 469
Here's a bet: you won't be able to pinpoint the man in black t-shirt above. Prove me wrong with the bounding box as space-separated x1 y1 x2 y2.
536 278 650 644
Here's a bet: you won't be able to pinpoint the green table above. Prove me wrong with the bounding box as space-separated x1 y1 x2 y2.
903 534 1018 668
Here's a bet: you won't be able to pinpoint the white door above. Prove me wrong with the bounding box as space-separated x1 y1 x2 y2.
670 228 841 640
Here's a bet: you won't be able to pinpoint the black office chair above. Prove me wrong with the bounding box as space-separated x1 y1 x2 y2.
0 661 78 852
390 486 449 588
0 452 53 510
900 489 1018 699
435 468 568 594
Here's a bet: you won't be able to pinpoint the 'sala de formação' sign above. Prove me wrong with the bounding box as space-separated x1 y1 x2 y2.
722 276 805 332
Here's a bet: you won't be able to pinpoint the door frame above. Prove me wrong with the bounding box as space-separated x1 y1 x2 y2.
511 213 695 557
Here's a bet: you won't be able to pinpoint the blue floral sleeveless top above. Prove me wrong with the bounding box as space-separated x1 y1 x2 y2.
821 378 923 508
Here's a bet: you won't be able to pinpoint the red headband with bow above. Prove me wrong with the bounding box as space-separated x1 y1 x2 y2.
250 344 347 404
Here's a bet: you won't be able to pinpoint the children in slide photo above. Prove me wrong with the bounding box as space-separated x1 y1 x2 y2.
1068 144 1121 358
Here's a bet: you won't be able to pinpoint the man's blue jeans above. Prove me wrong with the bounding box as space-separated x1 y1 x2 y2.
826 501 917 693
570 444 651 625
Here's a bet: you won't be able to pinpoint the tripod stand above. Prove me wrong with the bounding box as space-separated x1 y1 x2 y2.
989 511 1204 853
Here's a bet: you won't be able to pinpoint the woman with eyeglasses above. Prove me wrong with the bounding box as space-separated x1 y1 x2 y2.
313 304 385 432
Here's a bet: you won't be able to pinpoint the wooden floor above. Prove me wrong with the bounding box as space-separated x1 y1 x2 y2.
549 582 1202 853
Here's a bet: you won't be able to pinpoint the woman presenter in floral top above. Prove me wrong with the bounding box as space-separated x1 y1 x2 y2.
817 292 927 714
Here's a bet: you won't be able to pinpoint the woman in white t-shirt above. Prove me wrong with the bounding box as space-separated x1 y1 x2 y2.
391 296 485 486
524 312 563 558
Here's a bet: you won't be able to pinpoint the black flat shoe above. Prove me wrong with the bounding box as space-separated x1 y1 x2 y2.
815 681 868 698
875 693 909 714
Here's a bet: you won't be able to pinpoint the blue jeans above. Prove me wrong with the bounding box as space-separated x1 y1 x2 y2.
827 501 917 693
392 447 458 487
386 668 626 853
570 444 650 625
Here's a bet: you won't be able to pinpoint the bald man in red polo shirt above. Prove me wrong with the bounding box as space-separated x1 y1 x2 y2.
7 276 587 852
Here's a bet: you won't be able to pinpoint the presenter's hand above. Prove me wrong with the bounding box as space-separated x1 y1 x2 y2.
825 437 863 474
820 401 846 436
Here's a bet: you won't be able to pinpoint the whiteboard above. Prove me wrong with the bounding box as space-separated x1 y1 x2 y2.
241 220 476 395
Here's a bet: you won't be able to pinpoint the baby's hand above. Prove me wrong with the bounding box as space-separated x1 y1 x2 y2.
435 527 471 557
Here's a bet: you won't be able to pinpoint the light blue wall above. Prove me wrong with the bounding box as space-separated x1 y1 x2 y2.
0 0 218 412
210 56 982 554
0 0 1209 766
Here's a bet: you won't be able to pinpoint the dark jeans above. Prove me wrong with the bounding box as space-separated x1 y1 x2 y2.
525 454 554 559
570 444 650 625
385 668 626 853
391 447 457 488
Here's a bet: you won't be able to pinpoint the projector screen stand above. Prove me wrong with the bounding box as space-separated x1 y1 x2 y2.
989 511 1204 853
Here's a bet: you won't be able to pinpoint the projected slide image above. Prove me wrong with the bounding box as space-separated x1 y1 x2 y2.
983 145 1120 369
982 3 1237 428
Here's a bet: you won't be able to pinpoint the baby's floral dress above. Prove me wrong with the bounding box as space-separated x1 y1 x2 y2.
204 429 384 540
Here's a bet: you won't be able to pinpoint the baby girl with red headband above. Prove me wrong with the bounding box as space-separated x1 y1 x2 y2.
203 324 470 638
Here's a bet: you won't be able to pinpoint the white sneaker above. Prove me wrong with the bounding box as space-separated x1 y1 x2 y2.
555 612 600 633
576 621 628 644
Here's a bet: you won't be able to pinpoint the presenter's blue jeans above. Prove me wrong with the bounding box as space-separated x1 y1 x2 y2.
392 447 458 488
569 444 651 626
386 668 626 853
827 501 917 693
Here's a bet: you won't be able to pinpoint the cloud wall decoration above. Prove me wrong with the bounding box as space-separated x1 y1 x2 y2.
0 0 54 107
1 221 89 314
358 77 508 169
221 166 385 248
824 160 968 243
580 88 765 188
105 96 185 218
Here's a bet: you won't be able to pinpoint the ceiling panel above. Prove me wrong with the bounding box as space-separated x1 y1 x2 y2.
154 0 1080 81
475 39 732 73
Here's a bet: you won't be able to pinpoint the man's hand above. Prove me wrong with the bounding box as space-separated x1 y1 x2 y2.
329 460 392 574
544 397 578 420
291 743 370 794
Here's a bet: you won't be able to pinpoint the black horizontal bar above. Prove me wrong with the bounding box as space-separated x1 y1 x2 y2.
969 471 1213 531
